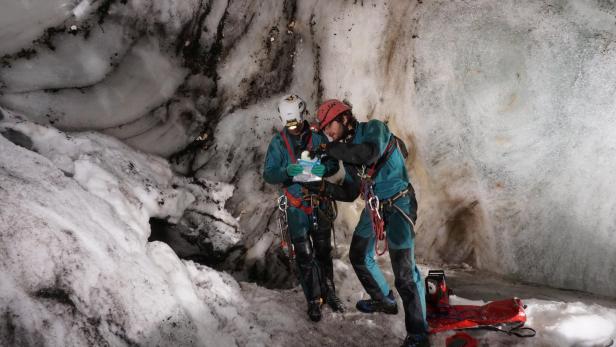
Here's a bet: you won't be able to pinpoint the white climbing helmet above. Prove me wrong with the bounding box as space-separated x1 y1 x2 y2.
278 94 307 129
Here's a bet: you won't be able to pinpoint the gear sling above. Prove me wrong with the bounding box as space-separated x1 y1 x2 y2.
358 134 412 256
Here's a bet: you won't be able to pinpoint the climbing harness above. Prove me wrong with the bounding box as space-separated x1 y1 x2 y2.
277 128 336 258
284 189 314 215
382 187 415 230
280 128 313 164
280 128 319 214
357 135 399 256
355 133 417 256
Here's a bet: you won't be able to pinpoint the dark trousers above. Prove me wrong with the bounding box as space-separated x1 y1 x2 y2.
349 194 428 335
287 205 335 302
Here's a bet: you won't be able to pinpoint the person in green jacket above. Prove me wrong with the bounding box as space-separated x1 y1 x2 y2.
263 94 344 322
309 99 429 347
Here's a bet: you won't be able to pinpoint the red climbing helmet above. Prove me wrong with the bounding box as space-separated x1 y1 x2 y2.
316 99 350 130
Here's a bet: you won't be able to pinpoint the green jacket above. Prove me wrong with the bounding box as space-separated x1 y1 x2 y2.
263 122 339 199
327 119 410 199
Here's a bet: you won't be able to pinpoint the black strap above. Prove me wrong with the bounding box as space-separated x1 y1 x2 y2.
368 134 409 179
394 135 409 159
369 135 397 178
381 187 409 208
462 322 536 338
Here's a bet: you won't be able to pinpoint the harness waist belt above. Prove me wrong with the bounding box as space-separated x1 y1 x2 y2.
284 190 322 215
381 188 409 208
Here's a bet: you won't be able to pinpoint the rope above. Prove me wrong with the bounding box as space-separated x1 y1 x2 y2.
361 178 387 256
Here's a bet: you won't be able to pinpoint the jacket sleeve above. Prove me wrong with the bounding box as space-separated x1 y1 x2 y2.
325 171 361 202
263 136 291 185
312 130 340 177
325 120 390 165
321 155 339 177
304 168 360 202
326 142 380 165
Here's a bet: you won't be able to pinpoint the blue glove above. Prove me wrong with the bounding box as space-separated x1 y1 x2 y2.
286 164 304 177
311 164 326 177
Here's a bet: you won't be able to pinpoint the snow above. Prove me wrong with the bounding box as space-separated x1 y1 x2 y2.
0 114 224 345
542 309 614 345
72 1 95 19
0 22 130 93
0 0 210 157
0 0 73 55
1 38 187 130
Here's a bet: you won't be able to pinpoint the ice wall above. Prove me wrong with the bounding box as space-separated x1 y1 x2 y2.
2 0 616 298
411 0 616 297
277 0 616 297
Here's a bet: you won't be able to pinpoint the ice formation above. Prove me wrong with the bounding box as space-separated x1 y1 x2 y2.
2 0 616 346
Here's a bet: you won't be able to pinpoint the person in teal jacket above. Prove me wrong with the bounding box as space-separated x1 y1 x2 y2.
309 99 429 347
263 94 344 322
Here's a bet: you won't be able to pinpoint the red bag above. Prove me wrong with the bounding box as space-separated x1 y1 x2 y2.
425 270 534 337
428 298 527 334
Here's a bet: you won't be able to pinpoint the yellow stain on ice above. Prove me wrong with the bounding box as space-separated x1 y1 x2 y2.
493 134 511 145
499 93 518 113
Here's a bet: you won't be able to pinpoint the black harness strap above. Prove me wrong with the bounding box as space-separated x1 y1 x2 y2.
367 135 397 178
368 135 408 178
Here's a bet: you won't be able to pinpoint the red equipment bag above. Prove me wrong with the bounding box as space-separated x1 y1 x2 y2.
425 270 535 337
428 297 528 333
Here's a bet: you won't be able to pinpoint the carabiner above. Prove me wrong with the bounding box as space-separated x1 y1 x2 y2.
358 165 370 179
368 195 381 219
277 195 288 211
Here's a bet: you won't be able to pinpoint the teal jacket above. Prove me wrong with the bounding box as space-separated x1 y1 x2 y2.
263 122 339 199
326 119 410 200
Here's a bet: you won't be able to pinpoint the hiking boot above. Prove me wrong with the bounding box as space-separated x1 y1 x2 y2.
307 299 322 322
356 290 398 314
325 291 345 313
401 334 430 347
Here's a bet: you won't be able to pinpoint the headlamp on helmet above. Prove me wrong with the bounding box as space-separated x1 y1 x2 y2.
285 119 300 130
